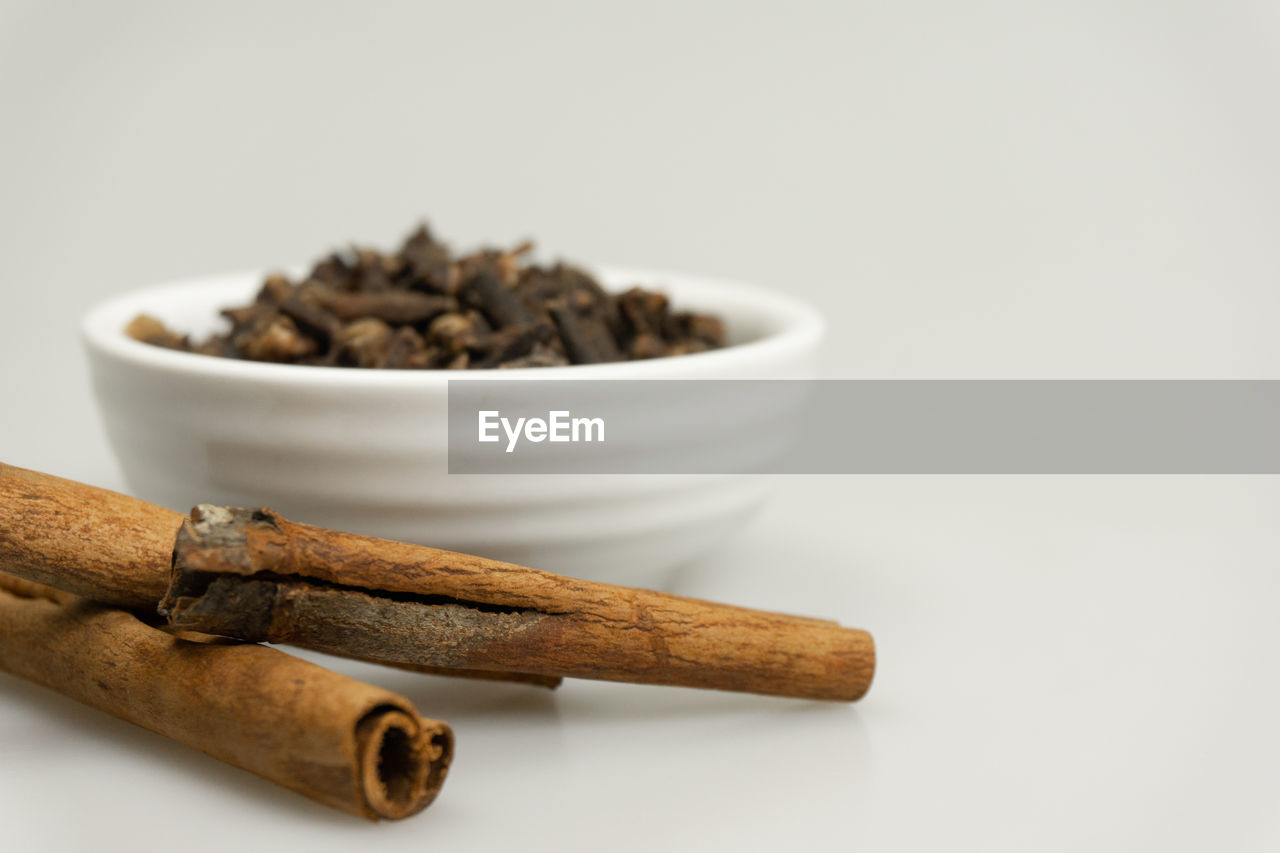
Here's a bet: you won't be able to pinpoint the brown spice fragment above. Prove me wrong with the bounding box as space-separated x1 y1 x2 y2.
255 273 294 305
220 302 272 334
382 326 434 369
278 293 340 345
398 225 455 294
426 311 490 354
629 331 670 360
459 269 545 330
351 248 397 292
308 253 354 288
618 286 671 336
474 324 552 368
550 303 624 364
326 291 455 326
125 314 187 350
238 314 317 362
334 318 394 368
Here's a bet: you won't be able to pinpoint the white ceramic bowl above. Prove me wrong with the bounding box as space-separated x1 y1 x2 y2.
82 267 822 587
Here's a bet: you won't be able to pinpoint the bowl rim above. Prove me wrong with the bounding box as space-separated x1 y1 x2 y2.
81 265 825 386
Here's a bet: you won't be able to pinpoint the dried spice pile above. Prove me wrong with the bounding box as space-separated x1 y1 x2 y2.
127 224 726 369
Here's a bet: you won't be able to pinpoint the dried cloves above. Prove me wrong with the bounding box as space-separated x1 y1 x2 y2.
126 220 726 369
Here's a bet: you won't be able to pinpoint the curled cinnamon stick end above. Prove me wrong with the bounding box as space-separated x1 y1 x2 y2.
355 708 452 820
163 505 876 702
0 572 452 820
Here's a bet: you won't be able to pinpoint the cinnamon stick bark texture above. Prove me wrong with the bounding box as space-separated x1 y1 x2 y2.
0 463 182 609
0 571 453 820
0 463 560 689
162 506 876 702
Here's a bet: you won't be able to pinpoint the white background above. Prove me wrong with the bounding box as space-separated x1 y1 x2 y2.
1 2 1277 850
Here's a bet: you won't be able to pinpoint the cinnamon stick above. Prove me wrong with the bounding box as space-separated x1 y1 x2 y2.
0 572 453 820
0 463 875 702
161 506 875 701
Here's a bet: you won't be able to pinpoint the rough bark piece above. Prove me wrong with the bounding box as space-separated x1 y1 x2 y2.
161 506 876 702
0 572 453 820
